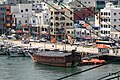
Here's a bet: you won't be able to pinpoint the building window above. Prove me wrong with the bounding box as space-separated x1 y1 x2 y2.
66 23 69 26
21 10 23 13
104 25 106 28
114 25 116 28
88 2 90 4
101 12 103 15
54 12 59 15
61 12 65 15
55 17 59 20
51 28 53 32
77 32 79 35
33 20 35 23
101 30 103 34
70 23 72 26
70 11 72 14
25 9 28 12
45 28 47 31
104 12 105 15
101 24 103 28
19 21 21 24
25 20 27 23
55 22 59 26
67 31 70 34
114 13 116 15
114 19 116 22
101 18 103 21
51 17 53 19
50 22 53 26
42 28 44 31
60 17 65 20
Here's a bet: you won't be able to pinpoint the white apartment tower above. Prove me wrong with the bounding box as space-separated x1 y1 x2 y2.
100 3 120 39
11 4 32 25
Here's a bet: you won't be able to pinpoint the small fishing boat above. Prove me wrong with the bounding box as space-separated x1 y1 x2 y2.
80 58 105 65
28 49 81 67
23 46 40 57
8 45 25 57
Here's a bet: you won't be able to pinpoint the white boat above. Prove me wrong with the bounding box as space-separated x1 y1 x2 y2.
8 45 25 57
22 46 40 57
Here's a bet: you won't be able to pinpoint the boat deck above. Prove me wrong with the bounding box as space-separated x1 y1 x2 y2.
35 50 73 57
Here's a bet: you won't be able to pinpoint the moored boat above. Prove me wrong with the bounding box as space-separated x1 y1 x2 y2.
8 45 25 57
28 49 81 67
23 46 40 57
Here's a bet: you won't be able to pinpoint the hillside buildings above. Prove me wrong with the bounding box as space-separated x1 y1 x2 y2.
96 3 120 40
0 0 120 42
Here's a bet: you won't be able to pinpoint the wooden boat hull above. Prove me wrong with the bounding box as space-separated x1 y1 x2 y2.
29 52 81 67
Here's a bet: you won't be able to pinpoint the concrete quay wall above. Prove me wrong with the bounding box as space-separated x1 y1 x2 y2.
8 40 98 54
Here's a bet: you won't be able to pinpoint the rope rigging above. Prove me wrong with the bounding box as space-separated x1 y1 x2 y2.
42 1 120 80
44 0 120 48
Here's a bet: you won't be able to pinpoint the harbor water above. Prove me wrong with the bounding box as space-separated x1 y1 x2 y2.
0 56 120 80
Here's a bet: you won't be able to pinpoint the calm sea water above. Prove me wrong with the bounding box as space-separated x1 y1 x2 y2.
0 56 119 80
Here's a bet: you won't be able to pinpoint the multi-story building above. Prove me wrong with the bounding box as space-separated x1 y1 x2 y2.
0 4 6 34
95 0 105 11
29 1 50 37
30 10 50 36
5 5 13 29
74 23 92 41
74 7 94 20
74 0 95 8
28 0 49 10
49 4 73 39
105 0 118 5
11 4 32 31
7 0 28 5
99 3 120 40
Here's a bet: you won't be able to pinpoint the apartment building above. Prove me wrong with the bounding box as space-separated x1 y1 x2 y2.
11 4 32 30
0 4 7 34
30 10 50 35
7 0 28 5
100 3 120 40
49 5 73 39
28 0 49 10
74 0 95 8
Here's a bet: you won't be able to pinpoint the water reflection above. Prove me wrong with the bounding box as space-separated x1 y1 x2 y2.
0 56 119 80
34 63 80 79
